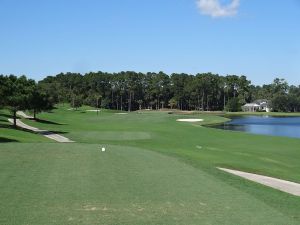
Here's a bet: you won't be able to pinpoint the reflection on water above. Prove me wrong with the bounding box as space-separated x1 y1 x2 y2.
212 116 300 139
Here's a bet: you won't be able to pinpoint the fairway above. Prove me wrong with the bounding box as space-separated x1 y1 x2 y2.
0 144 297 225
1 107 300 224
2 1 300 224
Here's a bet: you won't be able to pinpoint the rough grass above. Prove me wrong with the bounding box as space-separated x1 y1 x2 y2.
1 105 300 224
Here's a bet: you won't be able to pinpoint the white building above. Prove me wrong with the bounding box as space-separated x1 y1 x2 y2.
242 100 271 112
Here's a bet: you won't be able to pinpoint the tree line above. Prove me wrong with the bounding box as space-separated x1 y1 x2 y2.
1 72 300 125
38 71 253 112
37 72 300 112
0 75 53 127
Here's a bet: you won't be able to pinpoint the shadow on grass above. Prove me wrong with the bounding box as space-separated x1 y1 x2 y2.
0 124 38 134
1 114 69 138
17 126 69 135
1 122 69 136
45 130 69 134
0 137 19 143
0 113 12 119
39 130 69 135
0 124 13 129
0 113 22 121
29 118 65 125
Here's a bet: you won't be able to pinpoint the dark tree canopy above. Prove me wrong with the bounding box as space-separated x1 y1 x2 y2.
1 72 299 118
36 72 300 113
28 87 53 119
0 75 53 127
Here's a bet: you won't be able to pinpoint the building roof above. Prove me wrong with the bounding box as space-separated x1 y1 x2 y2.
243 99 271 108
244 103 260 107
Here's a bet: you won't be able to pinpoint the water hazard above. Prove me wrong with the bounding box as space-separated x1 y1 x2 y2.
211 116 300 139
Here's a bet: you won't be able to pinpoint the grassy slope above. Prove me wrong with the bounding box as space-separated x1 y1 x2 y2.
1 105 300 224
0 110 51 143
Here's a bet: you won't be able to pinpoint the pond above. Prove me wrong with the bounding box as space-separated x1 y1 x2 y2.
210 116 300 139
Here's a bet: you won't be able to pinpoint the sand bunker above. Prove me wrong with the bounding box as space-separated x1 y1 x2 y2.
115 113 128 115
176 119 203 122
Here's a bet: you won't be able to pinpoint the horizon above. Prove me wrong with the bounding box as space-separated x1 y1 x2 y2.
0 0 299 86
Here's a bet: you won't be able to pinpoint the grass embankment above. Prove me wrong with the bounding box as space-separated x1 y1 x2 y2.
1 105 300 224
0 109 50 143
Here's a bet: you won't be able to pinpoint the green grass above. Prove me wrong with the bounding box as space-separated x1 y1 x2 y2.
0 143 299 225
0 110 51 143
22 106 300 181
1 105 300 224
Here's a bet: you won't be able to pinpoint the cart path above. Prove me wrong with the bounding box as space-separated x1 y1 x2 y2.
16 111 34 119
218 167 300 196
8 118 74 143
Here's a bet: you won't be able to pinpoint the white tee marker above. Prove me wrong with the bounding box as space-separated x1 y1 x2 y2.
101 147 106 152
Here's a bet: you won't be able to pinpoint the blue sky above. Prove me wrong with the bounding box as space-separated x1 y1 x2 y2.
0 0 299 85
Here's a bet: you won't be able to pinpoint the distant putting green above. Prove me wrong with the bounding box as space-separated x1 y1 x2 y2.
1 106 300 224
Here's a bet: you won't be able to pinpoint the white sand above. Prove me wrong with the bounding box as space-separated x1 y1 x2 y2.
219 167 300 196
115 113 128 115
176 119 203 122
